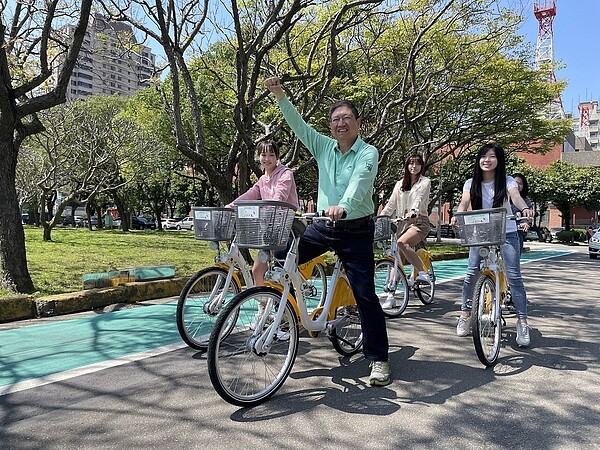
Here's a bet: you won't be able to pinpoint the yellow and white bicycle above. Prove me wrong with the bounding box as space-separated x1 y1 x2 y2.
176 206 327 350
206 201 362 406
373 215 436 317
454 207 513 367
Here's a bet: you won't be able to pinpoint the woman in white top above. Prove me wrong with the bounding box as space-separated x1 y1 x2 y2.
380 154 431 308
452 143 534 347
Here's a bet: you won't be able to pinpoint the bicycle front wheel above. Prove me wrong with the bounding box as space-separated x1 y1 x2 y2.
415 264 436 305
176 267 241 350
329 304 363 356
374 259 409 317
472 274 501 367
207 287 299 407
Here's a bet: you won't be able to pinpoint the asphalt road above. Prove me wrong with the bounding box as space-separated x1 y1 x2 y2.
1 241 598 449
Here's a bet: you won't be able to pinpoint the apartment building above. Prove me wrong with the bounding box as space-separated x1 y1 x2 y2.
60 15 156 100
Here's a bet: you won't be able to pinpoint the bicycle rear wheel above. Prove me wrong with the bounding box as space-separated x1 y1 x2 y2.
472 274 501 367
176 267 241 350
415 264 436 305
207 286 299 407
374 259 409 317
329 304 363 356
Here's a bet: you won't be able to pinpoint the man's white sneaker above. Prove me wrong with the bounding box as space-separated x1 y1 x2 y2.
382 293 396 309
369 361 391 386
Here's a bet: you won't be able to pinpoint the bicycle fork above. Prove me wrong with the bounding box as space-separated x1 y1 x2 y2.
480 258 503 329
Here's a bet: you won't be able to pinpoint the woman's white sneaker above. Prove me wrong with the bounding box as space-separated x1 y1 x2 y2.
516 320 530 347
456 315 472 337
382 293 396 309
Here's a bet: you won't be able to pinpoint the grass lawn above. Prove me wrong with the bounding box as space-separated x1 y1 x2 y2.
7 226 215 297
0 226 467 298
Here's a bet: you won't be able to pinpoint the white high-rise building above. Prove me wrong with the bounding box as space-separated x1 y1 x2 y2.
573 101 600 151
60 15 156 100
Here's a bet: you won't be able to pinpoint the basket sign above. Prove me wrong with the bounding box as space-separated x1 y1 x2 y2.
194 210 211 220
238 205 260 219
463 213 490 225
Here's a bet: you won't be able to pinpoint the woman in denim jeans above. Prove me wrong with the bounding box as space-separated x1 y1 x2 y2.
451 143 534 347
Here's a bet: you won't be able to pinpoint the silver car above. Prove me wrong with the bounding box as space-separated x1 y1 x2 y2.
589 231 600 259
175 217 194 231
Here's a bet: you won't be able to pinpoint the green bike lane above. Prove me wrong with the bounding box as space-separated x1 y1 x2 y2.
0 248 571 394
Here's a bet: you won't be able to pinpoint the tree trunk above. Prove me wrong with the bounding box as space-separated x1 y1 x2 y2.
43 224 52 241
0 140 35 292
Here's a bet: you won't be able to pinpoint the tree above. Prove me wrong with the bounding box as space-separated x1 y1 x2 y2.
19 95 147 240
259 0 571 207
122 87 196 229
1 1 93 292
101 0 570 222
537 162 600 230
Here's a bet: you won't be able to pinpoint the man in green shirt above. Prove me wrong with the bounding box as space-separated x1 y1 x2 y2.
265 77 391 386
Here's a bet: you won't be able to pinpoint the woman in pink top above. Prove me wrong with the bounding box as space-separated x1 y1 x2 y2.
228 140 299 285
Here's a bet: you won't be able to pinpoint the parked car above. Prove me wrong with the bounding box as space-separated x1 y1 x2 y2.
61 215 84 227
132 216 156 230
427 224 456 239
524 226 552 242
161 217 183 230
175 217 194 231
82 216 99 227
589 230 600 259
21 213 29 225
550 227 564 241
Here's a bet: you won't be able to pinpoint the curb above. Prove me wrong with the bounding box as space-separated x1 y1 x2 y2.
0 277 188 323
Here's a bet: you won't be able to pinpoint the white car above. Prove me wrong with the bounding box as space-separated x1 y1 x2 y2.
175 217 194 231
161 218 182 230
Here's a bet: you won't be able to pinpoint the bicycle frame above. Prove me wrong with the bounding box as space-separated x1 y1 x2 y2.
380 221 432 287
202 238 253 314
253 218 356 352
479 246 510 310
265 236 351 333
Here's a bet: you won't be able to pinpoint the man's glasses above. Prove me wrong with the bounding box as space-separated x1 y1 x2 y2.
330 115 355 124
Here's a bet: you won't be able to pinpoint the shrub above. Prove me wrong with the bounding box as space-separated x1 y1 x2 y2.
571 228 587 242
556 230 576 243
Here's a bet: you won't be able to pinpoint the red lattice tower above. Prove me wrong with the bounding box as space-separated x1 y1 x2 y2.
534 1 565 120
578 102 593 141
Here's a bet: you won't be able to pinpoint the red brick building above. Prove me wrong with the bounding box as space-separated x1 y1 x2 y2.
517 138 598 229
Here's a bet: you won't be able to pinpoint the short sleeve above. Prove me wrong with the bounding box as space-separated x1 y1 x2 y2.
463 179 472 193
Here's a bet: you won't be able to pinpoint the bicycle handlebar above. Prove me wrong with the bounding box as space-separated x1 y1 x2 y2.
301 210 347 222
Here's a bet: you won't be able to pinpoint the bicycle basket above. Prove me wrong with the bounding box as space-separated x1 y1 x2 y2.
374 215 393 241
192 207 235 241
234 200 297 250
454 208 507 247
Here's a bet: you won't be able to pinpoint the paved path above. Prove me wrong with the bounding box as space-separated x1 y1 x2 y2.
0 242 598 449
0 247 570 391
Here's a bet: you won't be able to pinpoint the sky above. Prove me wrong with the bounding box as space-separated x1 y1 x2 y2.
517 0 599 118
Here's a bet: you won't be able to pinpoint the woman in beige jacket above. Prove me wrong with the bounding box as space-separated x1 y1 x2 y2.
379 154 431 308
